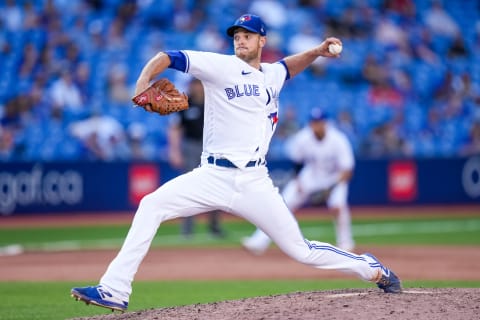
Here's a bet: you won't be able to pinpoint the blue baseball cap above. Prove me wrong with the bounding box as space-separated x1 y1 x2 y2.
227 14 267 37
309 108 329 122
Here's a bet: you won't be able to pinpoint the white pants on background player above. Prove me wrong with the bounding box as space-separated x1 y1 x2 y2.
244 179 354 254
100 161 381 299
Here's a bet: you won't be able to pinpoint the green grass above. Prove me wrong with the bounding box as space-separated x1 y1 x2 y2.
1 215 479 251
1 280 479 320
349 216 480 245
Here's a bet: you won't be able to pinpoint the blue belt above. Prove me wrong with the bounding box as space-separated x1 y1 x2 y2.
207 156 261 168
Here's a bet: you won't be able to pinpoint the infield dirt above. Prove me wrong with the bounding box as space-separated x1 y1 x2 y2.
69 288 479 320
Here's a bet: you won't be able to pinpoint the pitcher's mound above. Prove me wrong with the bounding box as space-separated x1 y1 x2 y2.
72 288 479 320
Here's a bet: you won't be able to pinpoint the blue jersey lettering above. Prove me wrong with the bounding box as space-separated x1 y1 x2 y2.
234 85 244 97
224 84 260 100
225 88 235 100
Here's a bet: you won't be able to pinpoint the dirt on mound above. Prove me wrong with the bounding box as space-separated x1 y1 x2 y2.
70 288 479 320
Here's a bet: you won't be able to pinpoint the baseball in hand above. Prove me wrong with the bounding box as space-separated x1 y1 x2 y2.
328 43 343 55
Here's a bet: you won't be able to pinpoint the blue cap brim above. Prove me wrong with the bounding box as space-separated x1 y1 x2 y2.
227 25 260 37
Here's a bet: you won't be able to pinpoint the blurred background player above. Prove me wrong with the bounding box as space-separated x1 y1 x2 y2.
167 78 225 238
242 107 355 254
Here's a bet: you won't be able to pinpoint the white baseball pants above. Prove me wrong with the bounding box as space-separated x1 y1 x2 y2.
100 164 379 299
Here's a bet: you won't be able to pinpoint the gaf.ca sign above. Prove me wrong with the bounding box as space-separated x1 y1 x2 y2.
0 164 83 215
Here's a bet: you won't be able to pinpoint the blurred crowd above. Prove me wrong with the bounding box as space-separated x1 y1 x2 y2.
0 0 479 162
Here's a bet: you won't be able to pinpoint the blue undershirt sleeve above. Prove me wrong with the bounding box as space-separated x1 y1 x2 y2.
164 50 188 72
278 60 290 80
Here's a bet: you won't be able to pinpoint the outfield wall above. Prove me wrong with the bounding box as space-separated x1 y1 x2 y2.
1 157 479 216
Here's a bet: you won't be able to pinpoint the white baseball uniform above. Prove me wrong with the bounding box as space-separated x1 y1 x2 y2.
243 123 356 253
99 50 382 300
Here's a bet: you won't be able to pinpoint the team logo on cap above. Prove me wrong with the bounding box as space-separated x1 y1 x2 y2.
240 15 251 22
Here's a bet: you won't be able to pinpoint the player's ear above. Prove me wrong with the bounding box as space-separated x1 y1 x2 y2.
259 36 266 48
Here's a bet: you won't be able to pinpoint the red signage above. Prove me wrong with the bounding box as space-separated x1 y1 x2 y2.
388 161 417 202
128 164 159 205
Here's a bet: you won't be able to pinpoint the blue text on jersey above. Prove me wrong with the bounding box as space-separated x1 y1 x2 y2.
225 84 260 100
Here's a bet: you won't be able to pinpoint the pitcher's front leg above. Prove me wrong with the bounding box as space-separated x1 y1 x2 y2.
99 171 214 297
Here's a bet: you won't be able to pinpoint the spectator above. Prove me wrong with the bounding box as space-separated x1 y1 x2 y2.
2 95 34 126
288 22 321 54
367 81 404 109
437 72 480 104
410 27 441 65
261 31 285 63
249 0 287 30
105 17 127 52
287 23 326 75
1 0 22 32
126 122 156 161
325 5 374 40
460 121 480 156
173 1 204 32
0 125 14 161
68 15 91 50
69 114 128 161
362 54 388 85
49 69 84 117
28 73 50 121
391 69 416 101
422 107 443 137
434 70 456 102
18 42 40 79
107 64 133 105
75 61 92 107
360 117 411 159
195 23 228 53
375 14 409 51
336 110 358 148
423 0 460 39
382 0 416 20
22 1 41 31
447 33 469 59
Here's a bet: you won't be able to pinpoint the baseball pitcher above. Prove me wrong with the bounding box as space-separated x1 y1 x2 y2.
71 13 401 313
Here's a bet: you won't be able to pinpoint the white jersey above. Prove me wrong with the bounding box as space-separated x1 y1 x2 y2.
285 123 354 193
182 50 287 168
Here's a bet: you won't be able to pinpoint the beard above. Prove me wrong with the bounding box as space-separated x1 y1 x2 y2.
235 47 260 64
313 130 325 140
